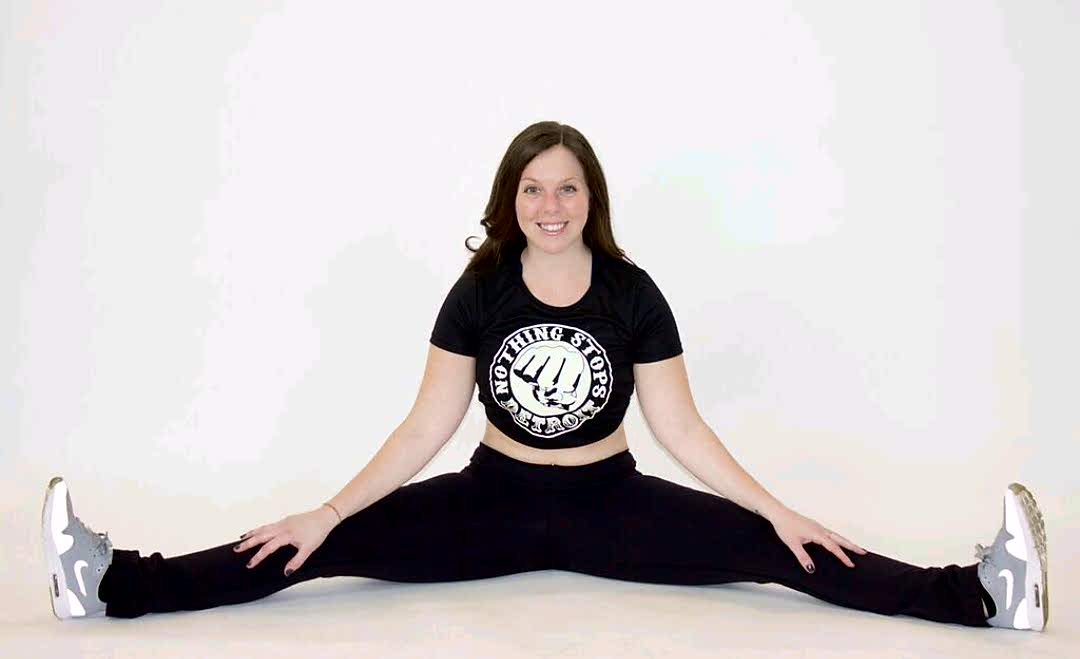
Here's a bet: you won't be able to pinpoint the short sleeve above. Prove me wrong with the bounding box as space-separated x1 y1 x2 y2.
429 271 480 357
631 270 683 364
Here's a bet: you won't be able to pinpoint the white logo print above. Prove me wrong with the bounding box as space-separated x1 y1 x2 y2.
74 560 89 597
999 568 1013 607
489 323 613 439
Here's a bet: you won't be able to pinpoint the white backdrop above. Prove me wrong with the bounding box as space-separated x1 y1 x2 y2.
2 0 1078 640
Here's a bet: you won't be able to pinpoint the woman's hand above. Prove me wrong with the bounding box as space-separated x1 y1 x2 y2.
234 506 340 576
768 506 867 574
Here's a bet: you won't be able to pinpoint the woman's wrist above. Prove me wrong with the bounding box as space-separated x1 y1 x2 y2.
320 501 343 527
758 499 790 523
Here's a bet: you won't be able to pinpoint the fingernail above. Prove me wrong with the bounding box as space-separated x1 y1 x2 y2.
806 564 815 573
247 560 253 568
233 545 240 551
285 568 294 577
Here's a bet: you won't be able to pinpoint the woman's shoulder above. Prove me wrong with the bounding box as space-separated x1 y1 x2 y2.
599 250 649 286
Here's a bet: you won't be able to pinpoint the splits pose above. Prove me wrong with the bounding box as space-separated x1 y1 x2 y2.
42 121 1049 631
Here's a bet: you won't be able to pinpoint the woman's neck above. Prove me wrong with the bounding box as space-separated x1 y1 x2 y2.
520 244 591 281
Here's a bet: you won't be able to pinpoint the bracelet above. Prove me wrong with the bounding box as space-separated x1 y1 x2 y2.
322 501 343 525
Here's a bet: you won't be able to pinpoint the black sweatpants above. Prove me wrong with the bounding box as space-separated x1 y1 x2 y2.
98 443 990 626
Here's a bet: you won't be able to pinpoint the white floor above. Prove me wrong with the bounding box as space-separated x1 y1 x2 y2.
2 479 1077 658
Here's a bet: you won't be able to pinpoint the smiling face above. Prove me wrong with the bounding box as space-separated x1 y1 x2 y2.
515 145 590 255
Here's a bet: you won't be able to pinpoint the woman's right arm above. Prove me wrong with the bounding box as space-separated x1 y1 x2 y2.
236 343 477 574
322 343 477 522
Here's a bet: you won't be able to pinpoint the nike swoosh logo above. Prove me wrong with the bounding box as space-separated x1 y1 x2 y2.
75 560 88 597
998 568 1013 608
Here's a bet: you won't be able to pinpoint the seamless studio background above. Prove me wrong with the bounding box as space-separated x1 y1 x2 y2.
2 1 1077 656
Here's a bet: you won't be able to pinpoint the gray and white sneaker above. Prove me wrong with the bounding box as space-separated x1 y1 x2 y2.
975 482 1048 631
41 477 114 619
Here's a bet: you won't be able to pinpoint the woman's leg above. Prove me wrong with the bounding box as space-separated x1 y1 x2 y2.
550 470 990 627
99 465 549 618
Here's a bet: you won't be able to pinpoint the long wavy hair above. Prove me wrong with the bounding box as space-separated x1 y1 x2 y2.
462 121 636 274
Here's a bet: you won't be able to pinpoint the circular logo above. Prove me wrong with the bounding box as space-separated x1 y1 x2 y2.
488 323 614 439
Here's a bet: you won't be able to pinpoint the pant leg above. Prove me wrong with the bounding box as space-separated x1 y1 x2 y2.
550 470 990 628
99 465 549 618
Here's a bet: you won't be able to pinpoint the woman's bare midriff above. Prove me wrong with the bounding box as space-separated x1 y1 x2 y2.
480 421 629 466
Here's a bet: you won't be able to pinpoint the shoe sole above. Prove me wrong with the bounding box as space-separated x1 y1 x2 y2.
1007 482 1048 631
41 476 74 620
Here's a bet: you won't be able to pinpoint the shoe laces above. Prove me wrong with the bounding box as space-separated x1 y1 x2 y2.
73 516 113 560
974 542 992 564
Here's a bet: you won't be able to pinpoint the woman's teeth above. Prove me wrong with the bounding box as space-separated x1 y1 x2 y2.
538 222 567 235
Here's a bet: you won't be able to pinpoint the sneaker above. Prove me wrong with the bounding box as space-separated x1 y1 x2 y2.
975 482 1048 631
41 477 114 619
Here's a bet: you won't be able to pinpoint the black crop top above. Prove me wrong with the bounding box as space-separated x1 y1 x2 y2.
429 245 683 449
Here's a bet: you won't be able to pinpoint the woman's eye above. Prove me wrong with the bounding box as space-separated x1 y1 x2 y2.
523 185 577 194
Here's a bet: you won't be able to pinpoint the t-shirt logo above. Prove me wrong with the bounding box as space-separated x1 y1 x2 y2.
489 323 613 440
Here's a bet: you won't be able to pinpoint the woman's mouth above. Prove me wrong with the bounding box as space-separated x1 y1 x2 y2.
537 221 568 236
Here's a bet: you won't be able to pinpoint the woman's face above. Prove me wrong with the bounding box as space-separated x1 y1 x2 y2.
515 145 590 255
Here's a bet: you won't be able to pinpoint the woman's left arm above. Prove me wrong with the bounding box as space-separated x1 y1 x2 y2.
633 355 868 571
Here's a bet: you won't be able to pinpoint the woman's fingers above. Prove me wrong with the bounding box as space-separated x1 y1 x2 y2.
240 524 267 541
787 541 815 573
246 536 289 569
235 524 278 552
818 536 854 568
234 531 267 553
829 531 867 554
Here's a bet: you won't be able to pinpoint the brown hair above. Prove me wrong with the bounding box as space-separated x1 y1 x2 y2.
462 121 636 274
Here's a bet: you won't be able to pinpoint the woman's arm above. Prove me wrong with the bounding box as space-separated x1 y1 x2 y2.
633 354 867 571
325 344 477 521
634 355 786 519
237 343 477 574
662 419 788 521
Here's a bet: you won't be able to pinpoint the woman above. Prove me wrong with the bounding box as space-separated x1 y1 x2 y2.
42 121 1049 630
